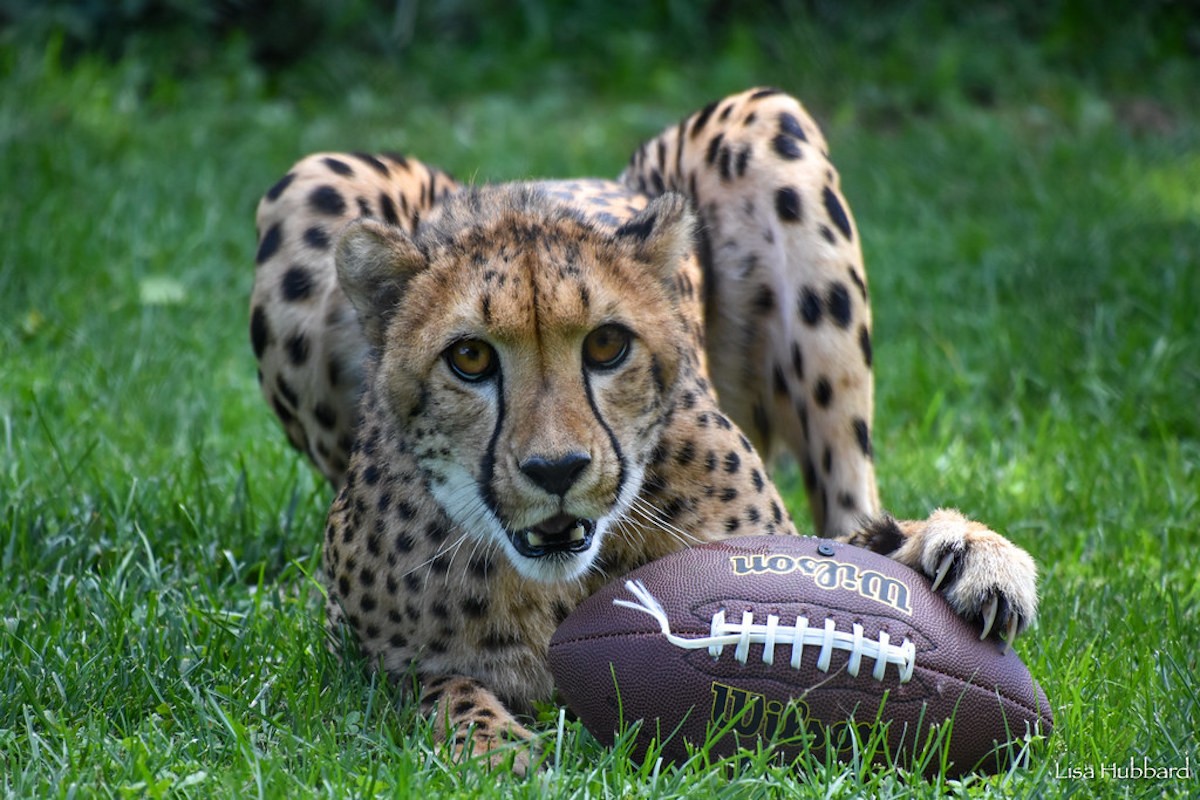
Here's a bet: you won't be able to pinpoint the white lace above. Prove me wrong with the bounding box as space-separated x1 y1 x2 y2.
612 579 916 683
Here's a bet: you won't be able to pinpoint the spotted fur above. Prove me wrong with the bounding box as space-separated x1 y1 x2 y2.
249 89 1039 771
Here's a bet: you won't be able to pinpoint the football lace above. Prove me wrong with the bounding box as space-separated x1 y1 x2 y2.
613 579 916 683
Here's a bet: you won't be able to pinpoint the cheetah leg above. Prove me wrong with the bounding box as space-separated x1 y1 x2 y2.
420 675 538 774
621 88 880 536
251 152 459 487
841 509 1039 646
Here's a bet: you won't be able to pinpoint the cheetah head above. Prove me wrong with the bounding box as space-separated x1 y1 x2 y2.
336 186 695 582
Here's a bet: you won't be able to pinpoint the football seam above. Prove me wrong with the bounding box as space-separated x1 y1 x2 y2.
551 635 1049 720
909 664 1051 720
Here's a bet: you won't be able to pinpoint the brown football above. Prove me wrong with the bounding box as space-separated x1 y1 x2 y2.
548 535 1052 775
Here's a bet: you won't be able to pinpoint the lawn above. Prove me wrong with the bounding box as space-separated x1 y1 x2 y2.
1 4 1197 798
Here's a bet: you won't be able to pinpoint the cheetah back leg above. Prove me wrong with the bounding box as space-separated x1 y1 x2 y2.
250 152 458 486
621 88 880 536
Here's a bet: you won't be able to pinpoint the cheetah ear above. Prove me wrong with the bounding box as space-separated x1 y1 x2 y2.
615 192 696 284
336 218 427 348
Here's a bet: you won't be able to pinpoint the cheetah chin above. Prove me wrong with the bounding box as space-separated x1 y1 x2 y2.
510 515 596 559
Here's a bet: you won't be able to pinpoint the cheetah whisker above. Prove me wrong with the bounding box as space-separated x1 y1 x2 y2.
628 496 702 548
609 509 647 552
464 533 501 583
431 530 474 587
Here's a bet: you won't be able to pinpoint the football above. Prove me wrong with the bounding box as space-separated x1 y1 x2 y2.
548 535 1052 775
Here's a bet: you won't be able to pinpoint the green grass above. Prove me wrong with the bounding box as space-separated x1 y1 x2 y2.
2 8 1199 798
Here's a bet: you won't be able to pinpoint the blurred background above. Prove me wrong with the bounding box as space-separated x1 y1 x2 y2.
6 0 1197 125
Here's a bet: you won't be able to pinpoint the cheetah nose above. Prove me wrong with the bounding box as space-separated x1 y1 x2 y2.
519 452 591 497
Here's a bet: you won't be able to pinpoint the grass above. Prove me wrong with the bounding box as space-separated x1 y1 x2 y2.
2 7 1198 798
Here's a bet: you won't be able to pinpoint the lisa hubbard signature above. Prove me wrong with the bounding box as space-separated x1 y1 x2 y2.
1056 757 1192 780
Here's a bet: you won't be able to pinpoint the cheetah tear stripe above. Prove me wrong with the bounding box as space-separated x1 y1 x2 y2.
613 579 916 682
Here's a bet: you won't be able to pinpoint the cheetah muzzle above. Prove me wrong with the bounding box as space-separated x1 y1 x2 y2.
509 453 599 561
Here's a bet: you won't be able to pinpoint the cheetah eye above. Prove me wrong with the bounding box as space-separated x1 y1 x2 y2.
583 324 631 370
445 339 498 382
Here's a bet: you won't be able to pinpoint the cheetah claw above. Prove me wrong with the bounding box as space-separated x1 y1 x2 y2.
930 551 956 593
979 594 999 641
1003 614 1019 654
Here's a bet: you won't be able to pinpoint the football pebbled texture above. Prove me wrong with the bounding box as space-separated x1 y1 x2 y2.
548 535 1052 775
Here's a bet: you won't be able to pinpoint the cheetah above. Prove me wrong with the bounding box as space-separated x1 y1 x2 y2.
249 88 1039 771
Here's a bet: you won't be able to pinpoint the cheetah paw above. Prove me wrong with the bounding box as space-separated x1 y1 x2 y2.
449 726 538 775
912 509 1039 649
424 675 541 775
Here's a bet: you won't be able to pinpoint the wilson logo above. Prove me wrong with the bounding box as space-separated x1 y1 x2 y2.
710 681 809 741
709 682 874 755
728 553 912 615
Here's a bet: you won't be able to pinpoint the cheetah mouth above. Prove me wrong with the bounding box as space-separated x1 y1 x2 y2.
511 515 596 559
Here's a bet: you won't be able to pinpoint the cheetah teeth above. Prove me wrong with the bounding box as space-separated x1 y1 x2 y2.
526 524 587 549
513 518 596 557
